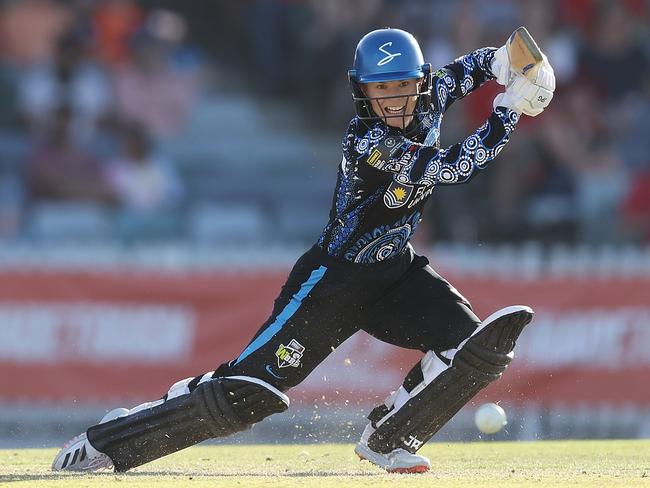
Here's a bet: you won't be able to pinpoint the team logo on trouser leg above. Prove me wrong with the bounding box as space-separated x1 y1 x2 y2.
276 339 305 368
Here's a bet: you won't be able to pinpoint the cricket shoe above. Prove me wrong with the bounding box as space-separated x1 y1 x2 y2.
52 407 128 472
355 442 431 473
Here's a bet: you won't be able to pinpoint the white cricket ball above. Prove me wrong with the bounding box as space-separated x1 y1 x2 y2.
474 403 507 434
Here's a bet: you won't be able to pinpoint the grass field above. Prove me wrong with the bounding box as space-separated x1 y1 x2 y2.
1 440 649 487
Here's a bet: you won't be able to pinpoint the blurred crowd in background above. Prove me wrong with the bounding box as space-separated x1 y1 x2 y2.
0 0 648 247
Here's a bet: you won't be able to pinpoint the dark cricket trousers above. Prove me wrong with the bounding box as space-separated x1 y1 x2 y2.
218 244 481 391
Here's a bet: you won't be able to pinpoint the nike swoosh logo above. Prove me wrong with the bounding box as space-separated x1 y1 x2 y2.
265 364 285 379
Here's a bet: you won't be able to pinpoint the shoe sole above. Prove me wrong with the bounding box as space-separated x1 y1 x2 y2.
355 444 430 473
387 465 430 473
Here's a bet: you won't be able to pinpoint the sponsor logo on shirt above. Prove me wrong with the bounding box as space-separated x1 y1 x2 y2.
384 181 413 209
367 149 386 169
407 185 435 208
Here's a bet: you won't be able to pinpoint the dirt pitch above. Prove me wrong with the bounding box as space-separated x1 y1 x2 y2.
1 440 649 487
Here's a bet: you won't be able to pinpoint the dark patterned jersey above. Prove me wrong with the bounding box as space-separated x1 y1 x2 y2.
317 48 520 264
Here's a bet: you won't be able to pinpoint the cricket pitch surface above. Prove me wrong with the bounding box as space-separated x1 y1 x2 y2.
1 440 649 487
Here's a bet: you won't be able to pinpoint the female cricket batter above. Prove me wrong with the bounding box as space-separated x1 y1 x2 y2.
53 28 554 474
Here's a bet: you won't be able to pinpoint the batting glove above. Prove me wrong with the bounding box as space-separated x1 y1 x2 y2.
493 55 555 117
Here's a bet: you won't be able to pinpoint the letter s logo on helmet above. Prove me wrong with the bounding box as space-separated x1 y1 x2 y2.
377 42 402 66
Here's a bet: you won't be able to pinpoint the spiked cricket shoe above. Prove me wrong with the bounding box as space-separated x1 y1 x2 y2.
355 442 431 473
52 407 128 471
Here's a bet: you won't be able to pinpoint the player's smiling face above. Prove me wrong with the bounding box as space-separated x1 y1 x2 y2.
362 78 422 129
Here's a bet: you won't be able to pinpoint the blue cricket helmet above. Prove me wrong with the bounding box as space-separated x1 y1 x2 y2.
349 28 428 83
349 28 432 127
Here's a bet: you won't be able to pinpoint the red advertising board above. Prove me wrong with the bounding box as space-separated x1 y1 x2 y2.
1 268 649 407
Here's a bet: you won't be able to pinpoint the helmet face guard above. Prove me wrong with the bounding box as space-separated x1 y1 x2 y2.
348 29 432 131
349 66 432 128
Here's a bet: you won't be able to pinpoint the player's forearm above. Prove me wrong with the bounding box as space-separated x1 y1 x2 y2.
435 47 497 110
451 47 497 83
431 106 519 185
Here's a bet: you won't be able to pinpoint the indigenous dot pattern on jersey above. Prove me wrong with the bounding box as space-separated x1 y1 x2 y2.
318 48 517 265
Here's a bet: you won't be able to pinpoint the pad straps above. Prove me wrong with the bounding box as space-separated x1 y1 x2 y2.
367 307 533 454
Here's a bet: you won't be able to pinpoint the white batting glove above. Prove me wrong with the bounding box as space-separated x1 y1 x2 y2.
490 45 510 86
493 56 555 117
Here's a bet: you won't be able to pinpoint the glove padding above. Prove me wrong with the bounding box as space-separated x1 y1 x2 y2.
493 55 555 117
491 45 510 86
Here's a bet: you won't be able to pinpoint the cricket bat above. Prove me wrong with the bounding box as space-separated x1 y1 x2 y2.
506 27 543 82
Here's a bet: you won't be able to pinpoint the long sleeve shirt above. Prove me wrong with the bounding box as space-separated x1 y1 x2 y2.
317 47 520 264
